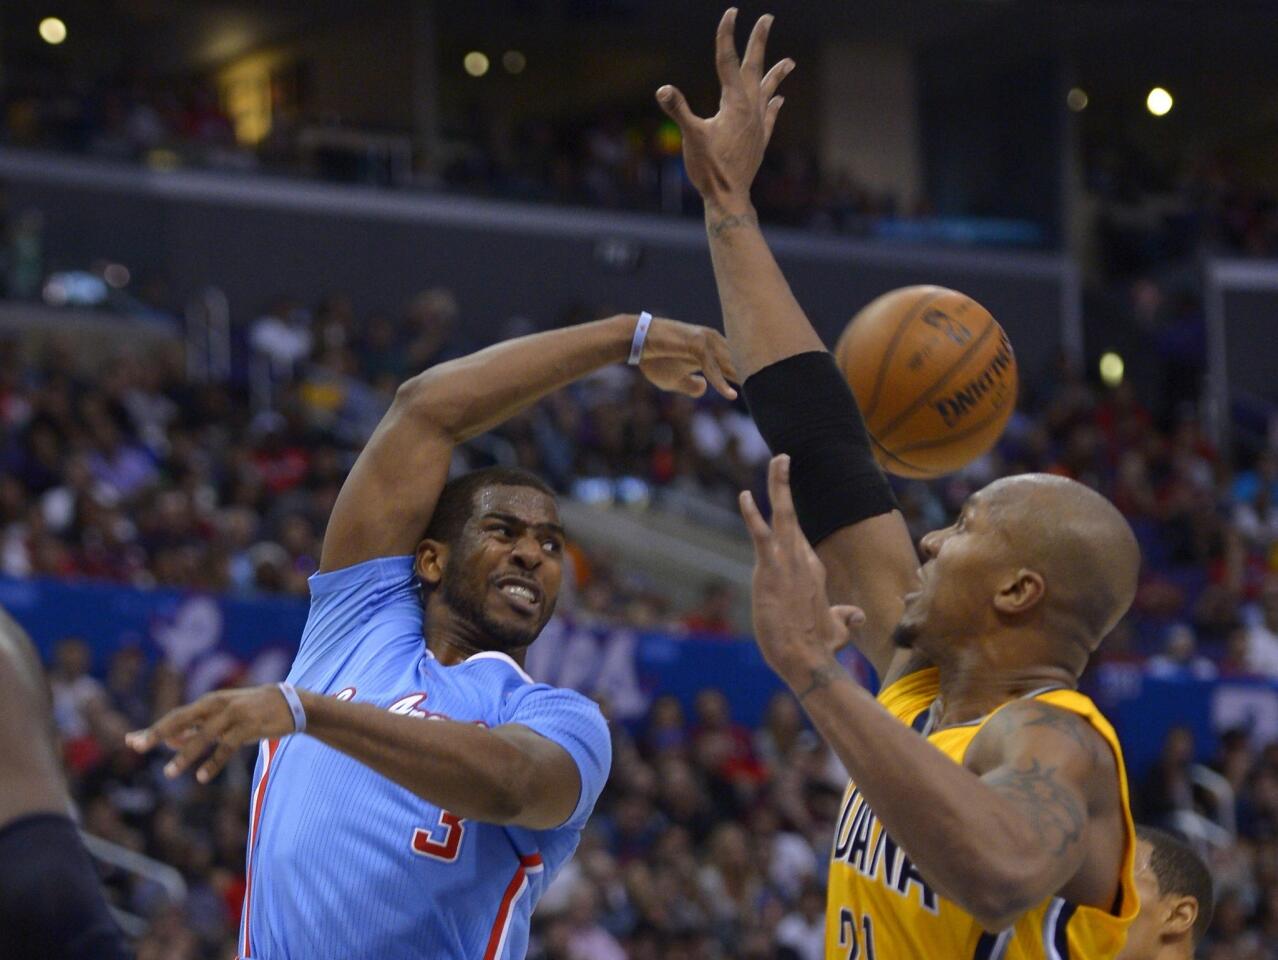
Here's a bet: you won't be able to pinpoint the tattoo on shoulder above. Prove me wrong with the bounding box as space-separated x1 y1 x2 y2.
796 663 844 702
707 211 759 239
985 758 1086 858
1019 703 1102 768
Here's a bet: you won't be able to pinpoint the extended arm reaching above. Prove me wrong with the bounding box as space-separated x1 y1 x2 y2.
320 313 737 574
127 685 588 829
657 10 918 679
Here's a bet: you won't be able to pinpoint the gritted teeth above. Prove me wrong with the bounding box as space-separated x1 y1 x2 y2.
497 579 540 603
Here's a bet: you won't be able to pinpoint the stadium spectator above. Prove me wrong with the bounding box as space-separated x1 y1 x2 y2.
1243 577 1278 677
681 580 736 635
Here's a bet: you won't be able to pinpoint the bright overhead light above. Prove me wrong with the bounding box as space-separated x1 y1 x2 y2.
1146 87 1173 117
39 17 67 45
1066 88 1088 112
463 51 490 77
502 50 526 75
1099 352 1125 388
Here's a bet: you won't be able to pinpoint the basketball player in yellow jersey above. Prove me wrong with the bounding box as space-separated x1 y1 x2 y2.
657 9 1142 958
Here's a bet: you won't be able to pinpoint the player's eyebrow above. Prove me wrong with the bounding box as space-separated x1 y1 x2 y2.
480 512 566 538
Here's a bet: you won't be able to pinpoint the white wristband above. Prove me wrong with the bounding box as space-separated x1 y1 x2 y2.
277 681 307 734
628 311 653 365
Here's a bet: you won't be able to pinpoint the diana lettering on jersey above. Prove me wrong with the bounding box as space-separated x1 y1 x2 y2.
833 786 939 915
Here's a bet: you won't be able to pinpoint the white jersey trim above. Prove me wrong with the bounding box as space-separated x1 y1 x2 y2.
465 651 534 684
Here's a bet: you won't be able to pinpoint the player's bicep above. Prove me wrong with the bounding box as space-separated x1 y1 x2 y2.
817 511 919 679
319 394 453 573
972 703 1101 898
491 724 582 831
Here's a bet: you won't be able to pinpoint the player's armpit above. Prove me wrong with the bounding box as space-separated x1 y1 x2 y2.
490 724 583 831
964 700 1112 924
816 513 920 681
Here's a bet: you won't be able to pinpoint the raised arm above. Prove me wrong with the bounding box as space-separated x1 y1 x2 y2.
741 457 1121 929
657 10 918 681
320 313 737 573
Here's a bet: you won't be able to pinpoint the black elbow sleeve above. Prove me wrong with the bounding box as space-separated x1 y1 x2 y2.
743 351 898 546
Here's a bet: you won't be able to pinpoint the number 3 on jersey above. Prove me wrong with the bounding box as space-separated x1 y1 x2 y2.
411 810 465 862
839 908 876 960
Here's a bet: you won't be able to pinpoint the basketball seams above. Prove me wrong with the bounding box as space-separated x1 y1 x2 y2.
870 433 938 479
857 289 948 422
873 315 998 444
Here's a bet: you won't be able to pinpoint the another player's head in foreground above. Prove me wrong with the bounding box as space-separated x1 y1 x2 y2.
894 472 1141 678
1118 827 1213 960
415 466 563 656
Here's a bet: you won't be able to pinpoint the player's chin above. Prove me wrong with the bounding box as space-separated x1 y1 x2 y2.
484 599 550 645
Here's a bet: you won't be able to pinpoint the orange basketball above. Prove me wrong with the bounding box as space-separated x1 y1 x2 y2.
834 285 1018 479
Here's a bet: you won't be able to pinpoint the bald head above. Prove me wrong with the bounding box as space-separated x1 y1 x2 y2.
983 473 1140 652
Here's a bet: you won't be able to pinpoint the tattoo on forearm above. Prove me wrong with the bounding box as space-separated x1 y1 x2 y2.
707 211 759 239
796 664 842 702
985 758 1085 858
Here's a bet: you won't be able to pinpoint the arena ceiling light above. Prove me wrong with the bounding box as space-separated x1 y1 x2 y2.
464 51 490 77
1146 87 1173 117
39 16 67 45
1099 352 1124 388
502 50 526 75
1066 88 1088 112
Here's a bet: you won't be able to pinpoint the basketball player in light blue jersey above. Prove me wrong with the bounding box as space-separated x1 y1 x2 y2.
127 312 738 960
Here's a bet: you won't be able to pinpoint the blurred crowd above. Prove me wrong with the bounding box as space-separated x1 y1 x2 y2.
2 80 909 235
1140 722 1278 959
10 77 1278 259
6 257 1278 664
0 288 771 629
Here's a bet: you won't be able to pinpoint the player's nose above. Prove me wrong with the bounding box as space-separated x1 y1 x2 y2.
919 528 945 559
509 534 542 569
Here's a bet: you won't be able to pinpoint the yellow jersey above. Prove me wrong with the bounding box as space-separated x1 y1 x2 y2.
825 668 1138 959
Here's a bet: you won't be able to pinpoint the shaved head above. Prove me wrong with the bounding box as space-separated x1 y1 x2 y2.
983 473 1140 650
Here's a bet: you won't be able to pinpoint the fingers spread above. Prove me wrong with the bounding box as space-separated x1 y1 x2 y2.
197 740 240 784
703 354 737 400
764 96 786 141
739 490 773 546
714 7 742 88
760 58 794 100
711 335 741 386
163 711 232 779
741 13 775 79
766 454 797 529
140 700 210 750
125 728 155 752
678 373 708 398
656 85 701 129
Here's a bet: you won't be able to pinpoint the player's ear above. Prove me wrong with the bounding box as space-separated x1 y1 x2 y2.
1164 895 1198 939
993 568 1045 616
416 539 449 587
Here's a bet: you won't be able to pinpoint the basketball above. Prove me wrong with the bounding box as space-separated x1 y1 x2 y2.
834 285 1018 479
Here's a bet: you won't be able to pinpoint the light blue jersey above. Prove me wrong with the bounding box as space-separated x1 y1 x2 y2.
237 556 611 960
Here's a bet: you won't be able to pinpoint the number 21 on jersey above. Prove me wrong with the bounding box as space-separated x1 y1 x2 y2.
411 810 465 862
839 908 876 960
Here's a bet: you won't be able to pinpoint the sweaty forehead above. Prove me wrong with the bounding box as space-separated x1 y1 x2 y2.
473 485 560 526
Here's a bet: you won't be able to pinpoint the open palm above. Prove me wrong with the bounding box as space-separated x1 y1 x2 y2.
656 9 795 206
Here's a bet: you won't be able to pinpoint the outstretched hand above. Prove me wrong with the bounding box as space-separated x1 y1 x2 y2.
639 316 739 399
740 455 865 687
126 685 297 784
656 8 795 208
